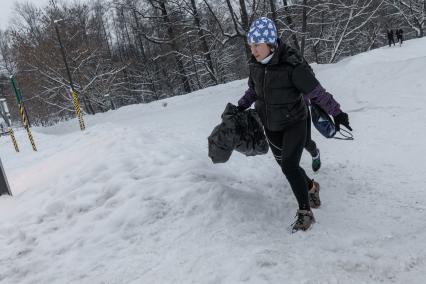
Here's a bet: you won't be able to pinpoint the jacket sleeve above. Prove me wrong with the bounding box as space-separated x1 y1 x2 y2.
291 64 342 117
238 76 257 109
291 63 320 95
305 84 342 117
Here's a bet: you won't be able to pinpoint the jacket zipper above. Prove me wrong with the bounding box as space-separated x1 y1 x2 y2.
263 66 269 129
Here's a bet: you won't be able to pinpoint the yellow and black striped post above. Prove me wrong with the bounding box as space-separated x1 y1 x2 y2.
70 90 85 131
8 128 19 152
10 76 37 151
18 103 37 151
54 21 86 131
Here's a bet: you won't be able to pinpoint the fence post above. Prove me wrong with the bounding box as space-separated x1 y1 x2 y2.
0 158 12 196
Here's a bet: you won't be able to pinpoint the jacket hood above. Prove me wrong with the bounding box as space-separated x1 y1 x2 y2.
249 38 303 67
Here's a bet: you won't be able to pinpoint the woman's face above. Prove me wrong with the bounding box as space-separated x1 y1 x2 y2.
250 43 271 62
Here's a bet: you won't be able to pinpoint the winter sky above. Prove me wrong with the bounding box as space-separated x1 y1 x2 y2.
0 0 49 30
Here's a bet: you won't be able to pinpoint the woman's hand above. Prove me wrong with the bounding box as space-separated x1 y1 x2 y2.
333 112 352 131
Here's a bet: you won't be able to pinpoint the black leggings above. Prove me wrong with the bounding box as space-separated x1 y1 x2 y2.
264 120 313 210
305 109 318 157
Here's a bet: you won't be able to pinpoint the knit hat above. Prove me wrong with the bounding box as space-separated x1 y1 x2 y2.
247 17 277 45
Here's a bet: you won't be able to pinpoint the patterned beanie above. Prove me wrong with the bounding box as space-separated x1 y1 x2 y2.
247 17 277 45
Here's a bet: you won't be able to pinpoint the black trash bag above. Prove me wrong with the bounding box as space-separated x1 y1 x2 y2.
207 103 239 163
207 124 234 163
234 109 269 157
208 103 269 163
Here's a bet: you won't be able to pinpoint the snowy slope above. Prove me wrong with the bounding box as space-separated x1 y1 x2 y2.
1 38 426 284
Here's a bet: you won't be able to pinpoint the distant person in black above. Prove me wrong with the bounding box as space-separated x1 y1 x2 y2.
387 29 395 47
396 29 404 45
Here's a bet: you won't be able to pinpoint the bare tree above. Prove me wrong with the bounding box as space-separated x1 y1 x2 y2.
385 0 425 37
0 0 420 124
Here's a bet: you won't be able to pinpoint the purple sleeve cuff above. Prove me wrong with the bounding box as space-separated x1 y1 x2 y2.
238 87 256 109
305 84 342 117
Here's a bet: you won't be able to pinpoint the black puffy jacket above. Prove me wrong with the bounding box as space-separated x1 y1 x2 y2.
249 40 319 131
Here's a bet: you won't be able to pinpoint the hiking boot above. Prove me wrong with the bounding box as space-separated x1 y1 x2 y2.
312 149 321 172
309 180 321 209
292 209 315 233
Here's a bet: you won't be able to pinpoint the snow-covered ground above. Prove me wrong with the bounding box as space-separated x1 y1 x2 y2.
1 38 426 284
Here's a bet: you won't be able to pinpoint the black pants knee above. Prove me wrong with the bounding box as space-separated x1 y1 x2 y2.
265 120 312 210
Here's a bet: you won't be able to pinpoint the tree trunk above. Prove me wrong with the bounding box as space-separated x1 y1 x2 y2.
225 0 251 58
190 0 217 84
269 0 277 23
282 0 300 51
131 7 158 97
300 0 307 56
159 1 191 93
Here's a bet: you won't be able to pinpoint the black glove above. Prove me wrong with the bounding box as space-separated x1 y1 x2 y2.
333 112 352 131
237 105 247 112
